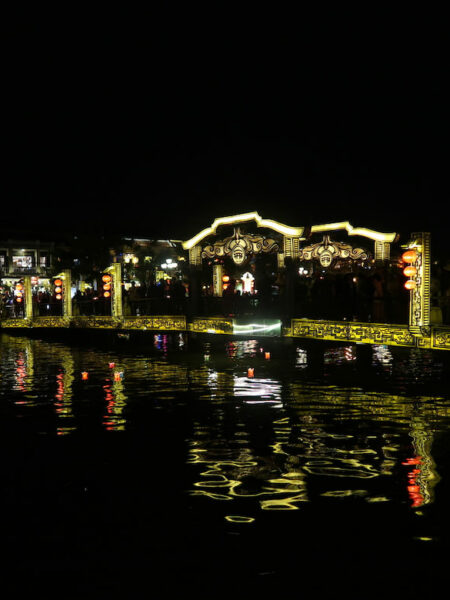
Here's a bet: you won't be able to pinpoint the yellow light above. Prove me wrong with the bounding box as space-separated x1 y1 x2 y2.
404 280 417 290
222 275 230 282
16 297 22 303
182 211 305 250
104 291 111 298
103 283 111 290
55 286 62 293
102 274 112 283
310 222 397 243
56 293 62 300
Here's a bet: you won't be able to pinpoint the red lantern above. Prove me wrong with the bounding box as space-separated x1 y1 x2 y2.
222 275 230 283
55 286 62 294
104 291 111 298
103 283 111 290
403 266 417 277
247 368 254 378
16 297 23 303
54 279 62 286
16 283 24 291
102 274 112 283
404 280 417 290
402 250 418 263
56 293 62 300
265 352 271 360
81 372 89 380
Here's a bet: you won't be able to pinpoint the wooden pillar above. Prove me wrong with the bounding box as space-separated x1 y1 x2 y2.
111 263 123 318
213 263 223 297
63 269 72 317
24 275 33 319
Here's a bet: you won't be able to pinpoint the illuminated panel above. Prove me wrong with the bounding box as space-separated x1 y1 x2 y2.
182 212 304 250
233 321 281 337
310 221 397 243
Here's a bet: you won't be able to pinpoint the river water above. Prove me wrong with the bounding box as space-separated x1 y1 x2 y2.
1 331 450 594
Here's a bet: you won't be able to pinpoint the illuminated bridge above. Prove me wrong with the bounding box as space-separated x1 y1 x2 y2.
1 213 450 351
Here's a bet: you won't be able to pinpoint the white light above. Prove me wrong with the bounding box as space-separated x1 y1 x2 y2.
166 259 172 263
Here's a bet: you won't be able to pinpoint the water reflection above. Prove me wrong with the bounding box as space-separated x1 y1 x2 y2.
1 333 449 526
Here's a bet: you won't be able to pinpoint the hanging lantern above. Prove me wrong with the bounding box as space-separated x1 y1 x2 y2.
404 280 417 290
104 291 111 298
54 286 62 294
16 283 24 291
56 293 62 300
265 352 271 360
102 274 112 283
222 275 230 283
16 297 23 303
54 279 62 286
103 283 111 290
247 368 254 378
403 266 417 277
402 250 418 263
81 372 89 380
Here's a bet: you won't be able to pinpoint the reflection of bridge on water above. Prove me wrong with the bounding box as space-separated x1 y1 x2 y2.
1 334 447 517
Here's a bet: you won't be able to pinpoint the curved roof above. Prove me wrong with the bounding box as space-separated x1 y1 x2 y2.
182 212 397 250
182 212 304 250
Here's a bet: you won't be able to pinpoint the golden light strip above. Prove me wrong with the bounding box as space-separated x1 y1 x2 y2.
310 222 397 243
182 212 304 250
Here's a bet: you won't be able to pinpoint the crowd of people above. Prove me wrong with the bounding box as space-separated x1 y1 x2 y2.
1 265 450 324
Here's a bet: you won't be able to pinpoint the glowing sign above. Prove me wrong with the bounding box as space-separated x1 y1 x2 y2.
233 321 281 336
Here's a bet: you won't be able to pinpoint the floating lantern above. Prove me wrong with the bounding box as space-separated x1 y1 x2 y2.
81 372 89 380
102 274 112 283
265 352 271 360
247 368 254 378
403 266 417 277
54 279 62 286
402 250 418 263
404 280 417 290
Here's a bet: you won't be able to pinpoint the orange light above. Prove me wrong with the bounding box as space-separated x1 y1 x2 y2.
81 372 89 380
222 275 230 282
56 293 62 300
103 283 111 290
16 283 24 291
102 274 112 283
265 352 271 360
247 368 254 378
16 291 23 297
16 297 23 303
54 279 62 286
404 280 417 290
55 286 62 294
402 250 418 263
223 283 229 290
104 291 111 298
403 266 417 277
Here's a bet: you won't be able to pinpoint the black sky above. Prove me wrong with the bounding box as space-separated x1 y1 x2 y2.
2 20 447 252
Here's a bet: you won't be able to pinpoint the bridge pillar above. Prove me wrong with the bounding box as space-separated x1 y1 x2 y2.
408 232 431 335
104 263 123 318
24 275 33 319
62 269 72 317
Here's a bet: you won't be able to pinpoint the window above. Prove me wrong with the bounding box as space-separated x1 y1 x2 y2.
13 255 33 268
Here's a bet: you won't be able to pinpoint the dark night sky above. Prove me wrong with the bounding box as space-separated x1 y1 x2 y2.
2 19 447 252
